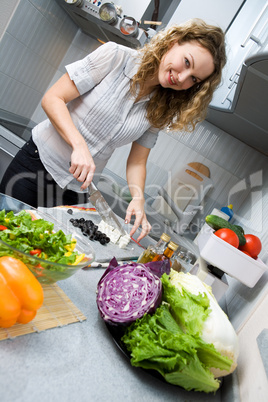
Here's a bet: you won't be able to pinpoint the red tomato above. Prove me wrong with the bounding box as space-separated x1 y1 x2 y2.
239 234 262 259
29 249 42 256
214 228 239 248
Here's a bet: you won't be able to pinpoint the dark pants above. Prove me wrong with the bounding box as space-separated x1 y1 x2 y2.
0 137 88 208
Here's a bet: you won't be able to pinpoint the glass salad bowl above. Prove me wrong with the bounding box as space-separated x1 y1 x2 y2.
0 193 95 284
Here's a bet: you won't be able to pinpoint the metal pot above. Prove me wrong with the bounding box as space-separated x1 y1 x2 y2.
64 0 84 7
99 3 118 25
119 16 139 38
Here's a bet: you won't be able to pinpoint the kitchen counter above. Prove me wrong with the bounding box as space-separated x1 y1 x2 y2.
1 266 236 402
0 194 238 401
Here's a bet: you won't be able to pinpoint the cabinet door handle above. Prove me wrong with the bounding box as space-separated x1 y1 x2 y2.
241 4 268 48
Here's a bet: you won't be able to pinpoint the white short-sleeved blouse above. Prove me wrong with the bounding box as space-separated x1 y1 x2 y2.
32 42 159 191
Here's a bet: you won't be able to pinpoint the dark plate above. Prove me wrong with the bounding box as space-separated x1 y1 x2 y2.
104 322 129 358
104 322 174 384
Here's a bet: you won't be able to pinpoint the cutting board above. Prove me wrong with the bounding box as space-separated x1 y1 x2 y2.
170 162 212 211
152 162 213 220
38 206 144 263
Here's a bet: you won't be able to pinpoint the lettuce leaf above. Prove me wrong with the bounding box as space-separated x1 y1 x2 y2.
122 275 233 393
161 273 211 337
0 209 79 265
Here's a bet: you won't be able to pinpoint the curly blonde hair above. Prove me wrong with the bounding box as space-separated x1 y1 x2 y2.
131 19 226 131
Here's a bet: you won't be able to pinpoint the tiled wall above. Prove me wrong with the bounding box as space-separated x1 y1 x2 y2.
0 0 100 123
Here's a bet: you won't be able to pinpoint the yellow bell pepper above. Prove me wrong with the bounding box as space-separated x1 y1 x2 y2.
73 253 85 265
64 239 77 252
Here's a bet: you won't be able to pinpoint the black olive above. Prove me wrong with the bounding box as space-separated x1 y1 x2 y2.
67 209 73 215
69 217 109 246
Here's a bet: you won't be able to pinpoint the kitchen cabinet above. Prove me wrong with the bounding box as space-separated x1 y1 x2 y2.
167 0 245 31
0 109 34 182
207 0 268 154
207 53 268 154
0 131 23 182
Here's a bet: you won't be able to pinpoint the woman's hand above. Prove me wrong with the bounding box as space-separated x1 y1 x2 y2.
69 145 96 190
125 198 152 243
125 142 152 242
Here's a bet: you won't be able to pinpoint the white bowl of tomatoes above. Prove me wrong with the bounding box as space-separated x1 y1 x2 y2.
198 227 267 288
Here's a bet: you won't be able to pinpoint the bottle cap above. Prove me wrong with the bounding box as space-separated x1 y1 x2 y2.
168 241 179 251
160 233 171 242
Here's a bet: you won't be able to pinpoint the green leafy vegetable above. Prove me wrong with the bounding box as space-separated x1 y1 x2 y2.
161 273 211 337
122 273 234 394
0 209 81 266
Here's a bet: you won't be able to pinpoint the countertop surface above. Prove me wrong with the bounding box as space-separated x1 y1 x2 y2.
1 267 228 402
0 194 236 401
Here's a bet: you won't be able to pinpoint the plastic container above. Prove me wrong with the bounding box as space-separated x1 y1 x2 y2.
198 230 267 288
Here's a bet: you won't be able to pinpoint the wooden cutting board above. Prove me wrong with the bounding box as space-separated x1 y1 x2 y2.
187 162 211 180
173 162 211 211
152 161 212 219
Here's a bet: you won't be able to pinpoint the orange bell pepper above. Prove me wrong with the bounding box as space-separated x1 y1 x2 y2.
0 256 44 328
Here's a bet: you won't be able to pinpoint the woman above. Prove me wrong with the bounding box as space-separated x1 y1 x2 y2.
0 19 226 241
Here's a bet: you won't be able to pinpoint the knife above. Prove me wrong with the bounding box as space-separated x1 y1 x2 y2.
88 182 126 237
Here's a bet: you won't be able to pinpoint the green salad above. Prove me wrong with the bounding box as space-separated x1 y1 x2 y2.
0 209 85 266
122 272 237 393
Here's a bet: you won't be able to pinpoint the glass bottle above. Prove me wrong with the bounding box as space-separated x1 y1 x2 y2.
152 241 179 262
171 258 183 273
170 247 190 273
137 232 171 263
170 248 182 272
170 247 197 273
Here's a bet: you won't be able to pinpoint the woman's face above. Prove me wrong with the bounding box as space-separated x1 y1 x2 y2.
157 41 214 91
